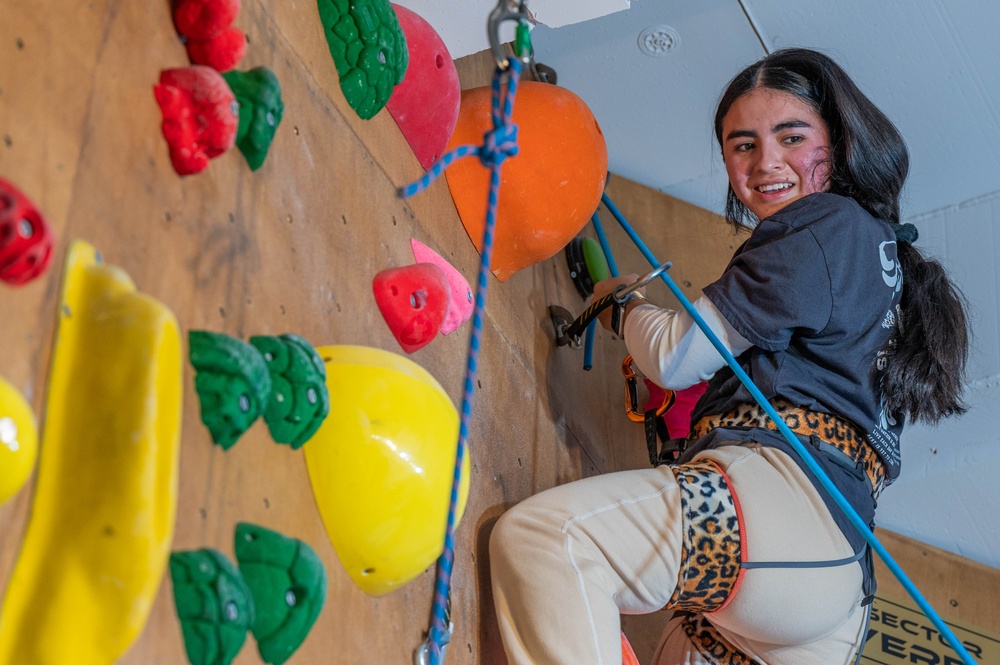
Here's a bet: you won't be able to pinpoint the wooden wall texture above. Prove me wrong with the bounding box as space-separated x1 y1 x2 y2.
2 1 994 664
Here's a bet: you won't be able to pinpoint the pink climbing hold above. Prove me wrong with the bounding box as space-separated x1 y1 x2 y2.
373 263 450 354
386 4 461 171
410 239 472 335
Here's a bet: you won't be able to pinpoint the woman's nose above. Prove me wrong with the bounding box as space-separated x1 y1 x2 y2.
754 143 783 172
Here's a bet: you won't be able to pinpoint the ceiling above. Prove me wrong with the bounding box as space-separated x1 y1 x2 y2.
396 0 1000 221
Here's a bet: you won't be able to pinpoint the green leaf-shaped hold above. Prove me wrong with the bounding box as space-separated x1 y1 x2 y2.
170 549 256 665
189 330 272 449
222 67 284 171
249 334 330 449
316 0 408 119
234 523 327 665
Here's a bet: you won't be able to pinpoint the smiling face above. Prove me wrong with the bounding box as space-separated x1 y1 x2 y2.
721 87 832 222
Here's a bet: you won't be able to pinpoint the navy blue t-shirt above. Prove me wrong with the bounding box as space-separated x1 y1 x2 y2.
692 192 905 482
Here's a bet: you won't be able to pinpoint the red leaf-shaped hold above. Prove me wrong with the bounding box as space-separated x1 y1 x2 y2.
185 26 247 73
154 66 237 175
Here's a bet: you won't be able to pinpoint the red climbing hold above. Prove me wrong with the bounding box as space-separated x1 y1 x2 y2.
154 66 237 175
386 4 461 171
0 177 53 286
185 25 247 73
173 0 241 41
373 263 450 354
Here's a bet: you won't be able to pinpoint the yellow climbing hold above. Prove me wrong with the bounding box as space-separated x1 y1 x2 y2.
0 375 38 506
0 240 183 664
304 345 469 596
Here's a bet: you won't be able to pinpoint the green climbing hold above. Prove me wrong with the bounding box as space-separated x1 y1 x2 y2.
581 237 611 284
189 330 272 449
234 523 327 665
170 549 256 665
222 67 285 171
249 334 329 449
316 0 408 119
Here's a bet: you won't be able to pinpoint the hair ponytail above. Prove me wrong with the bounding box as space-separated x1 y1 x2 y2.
880 241 970 424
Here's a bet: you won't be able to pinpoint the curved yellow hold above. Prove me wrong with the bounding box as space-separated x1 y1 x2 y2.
305 345 470 597
0 375 38 506
0 240 183 665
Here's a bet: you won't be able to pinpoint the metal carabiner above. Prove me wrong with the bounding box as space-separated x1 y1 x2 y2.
488 0 531 70
622 355 674 423
413 638 436 665
612 261 672 304
413 622 454 665
622 355 645 423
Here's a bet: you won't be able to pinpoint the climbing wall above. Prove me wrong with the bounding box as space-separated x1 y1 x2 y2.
0 1 739 663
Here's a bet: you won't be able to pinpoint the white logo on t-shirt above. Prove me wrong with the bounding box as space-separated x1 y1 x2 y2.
880 241 902 293
878 402 898 430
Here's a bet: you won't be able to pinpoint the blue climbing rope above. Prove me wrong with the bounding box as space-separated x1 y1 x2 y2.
590 210 620 277
399 58 523 665
582 211 620 370
599 192 977 665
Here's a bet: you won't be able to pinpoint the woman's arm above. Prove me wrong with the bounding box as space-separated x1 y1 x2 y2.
623 296 752 390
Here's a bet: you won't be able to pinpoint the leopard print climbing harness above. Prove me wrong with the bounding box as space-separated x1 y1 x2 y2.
667 460 745 614
690 399 886 493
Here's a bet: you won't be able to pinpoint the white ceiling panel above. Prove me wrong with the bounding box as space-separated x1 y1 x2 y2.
392 0 630 58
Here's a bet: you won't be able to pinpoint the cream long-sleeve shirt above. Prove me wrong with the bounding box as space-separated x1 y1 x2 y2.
622 295 753 390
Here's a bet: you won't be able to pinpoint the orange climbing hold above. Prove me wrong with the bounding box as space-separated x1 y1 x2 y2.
444 81 607 281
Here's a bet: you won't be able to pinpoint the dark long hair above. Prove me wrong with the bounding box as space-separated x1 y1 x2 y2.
715 48 969 424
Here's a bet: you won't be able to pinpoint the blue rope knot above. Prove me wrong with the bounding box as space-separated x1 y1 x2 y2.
399 58 522 200
479 124 519 167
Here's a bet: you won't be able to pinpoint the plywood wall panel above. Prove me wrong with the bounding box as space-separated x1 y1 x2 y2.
873 529 1000 631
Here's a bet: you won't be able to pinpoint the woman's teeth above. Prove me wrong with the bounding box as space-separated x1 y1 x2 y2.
757 182 793 193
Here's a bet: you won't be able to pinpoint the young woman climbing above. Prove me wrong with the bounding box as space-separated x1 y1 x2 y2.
489 47 970 664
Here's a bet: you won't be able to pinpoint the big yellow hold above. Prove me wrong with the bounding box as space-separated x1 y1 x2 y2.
0 375 38 506
0 240 183 664
304 345 469 596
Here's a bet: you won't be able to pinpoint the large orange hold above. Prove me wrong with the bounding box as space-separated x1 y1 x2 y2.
444 82 607 281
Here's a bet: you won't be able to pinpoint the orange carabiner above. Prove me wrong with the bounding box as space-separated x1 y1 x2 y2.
621 355 674 423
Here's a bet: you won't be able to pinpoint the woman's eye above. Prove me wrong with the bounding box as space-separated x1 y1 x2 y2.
734 142 754 153
783 135 804 145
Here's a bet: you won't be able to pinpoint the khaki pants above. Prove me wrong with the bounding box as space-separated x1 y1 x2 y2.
490 444 869 664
